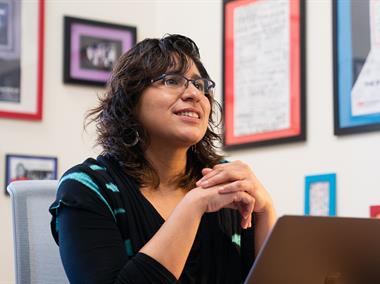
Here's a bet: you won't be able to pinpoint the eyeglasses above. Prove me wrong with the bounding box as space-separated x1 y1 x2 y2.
150 74 215 96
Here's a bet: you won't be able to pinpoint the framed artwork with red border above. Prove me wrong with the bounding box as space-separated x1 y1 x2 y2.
223 0 306 149
0 0 44 120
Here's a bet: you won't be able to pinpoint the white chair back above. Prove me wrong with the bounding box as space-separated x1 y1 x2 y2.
7 180 68 284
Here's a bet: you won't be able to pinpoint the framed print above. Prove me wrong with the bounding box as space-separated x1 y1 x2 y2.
223 0 306 149
5 154 58 194
0 0 44 120
304 173 336 216
333 0 380 135
63 16 137 86
370 205 380 218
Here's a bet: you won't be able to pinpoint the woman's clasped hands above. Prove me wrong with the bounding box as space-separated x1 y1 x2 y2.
194 161 274 229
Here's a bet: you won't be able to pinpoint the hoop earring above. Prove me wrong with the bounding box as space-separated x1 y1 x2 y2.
123 129 140 147
191 145 197 154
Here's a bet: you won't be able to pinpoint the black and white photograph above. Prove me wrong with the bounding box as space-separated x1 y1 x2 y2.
80 36 122 72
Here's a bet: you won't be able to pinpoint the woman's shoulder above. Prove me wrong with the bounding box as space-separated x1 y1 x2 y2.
53 156 119 216
59 155 113 185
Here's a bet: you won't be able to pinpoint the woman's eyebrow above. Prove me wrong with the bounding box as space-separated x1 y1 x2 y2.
188 73 202 80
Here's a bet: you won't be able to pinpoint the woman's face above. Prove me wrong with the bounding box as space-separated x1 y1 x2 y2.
137 62 211 149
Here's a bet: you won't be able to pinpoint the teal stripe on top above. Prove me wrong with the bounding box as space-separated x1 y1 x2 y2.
59 172 115 221
124 239 134 256
114 208 126 215
231 233 241 247
106 182 119 193
89 164 106 171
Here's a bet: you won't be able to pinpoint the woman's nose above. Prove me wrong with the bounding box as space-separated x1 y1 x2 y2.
181 81 202 101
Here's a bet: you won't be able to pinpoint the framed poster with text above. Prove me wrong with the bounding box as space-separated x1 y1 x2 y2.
0 0 44 120
333 0 380 135
223 0 306 149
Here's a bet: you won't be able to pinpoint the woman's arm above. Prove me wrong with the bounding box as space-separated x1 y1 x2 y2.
139 185 255 279
57 182 255 282
58 206 178 284
253 204 277 255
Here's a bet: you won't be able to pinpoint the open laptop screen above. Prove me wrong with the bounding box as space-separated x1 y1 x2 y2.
244 215 380 284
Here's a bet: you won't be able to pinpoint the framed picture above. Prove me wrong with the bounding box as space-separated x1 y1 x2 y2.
5 154 58 195
0 0 44 120
223 0 306 149
304 173 336 216
333 0 380 135
63 16 137 86
370 205 380 218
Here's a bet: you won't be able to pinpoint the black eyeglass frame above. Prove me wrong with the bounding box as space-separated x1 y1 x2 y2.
150 73 216 95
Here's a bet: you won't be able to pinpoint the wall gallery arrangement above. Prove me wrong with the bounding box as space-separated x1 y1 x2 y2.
4 154 58 195
1 0 379 217
63 16 137 86
0 0 44 120
223 0 306 149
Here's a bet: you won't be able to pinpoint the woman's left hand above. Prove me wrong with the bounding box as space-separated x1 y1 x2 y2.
196 161 274 215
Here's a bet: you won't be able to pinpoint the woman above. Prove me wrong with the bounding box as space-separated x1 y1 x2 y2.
50 34 276 283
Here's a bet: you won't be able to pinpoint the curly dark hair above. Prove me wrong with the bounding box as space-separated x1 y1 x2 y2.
86 34 224 190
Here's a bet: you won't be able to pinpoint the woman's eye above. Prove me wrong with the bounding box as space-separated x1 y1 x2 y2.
194 81 204 91
165 78 179 86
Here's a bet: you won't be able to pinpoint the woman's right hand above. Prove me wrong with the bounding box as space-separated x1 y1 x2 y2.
188 185 255 229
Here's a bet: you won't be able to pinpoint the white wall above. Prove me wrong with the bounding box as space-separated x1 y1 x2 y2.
1 0 379 283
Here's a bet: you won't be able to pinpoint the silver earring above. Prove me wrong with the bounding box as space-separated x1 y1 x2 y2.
123 129 140 147
191 145 197 153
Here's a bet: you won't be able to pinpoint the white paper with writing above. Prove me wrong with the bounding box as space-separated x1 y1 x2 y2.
233 0 290 136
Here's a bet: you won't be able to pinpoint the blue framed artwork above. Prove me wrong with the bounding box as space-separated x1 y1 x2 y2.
333 0 380 135
305 173 336 216
5 154 58 195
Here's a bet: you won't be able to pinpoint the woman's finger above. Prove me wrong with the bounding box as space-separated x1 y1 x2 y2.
234 192 254 228
201 168 213 176
218 180 251 194
197 162 247 188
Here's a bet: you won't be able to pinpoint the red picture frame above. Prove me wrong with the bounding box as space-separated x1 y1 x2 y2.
0 0 44 120
223 0 306 149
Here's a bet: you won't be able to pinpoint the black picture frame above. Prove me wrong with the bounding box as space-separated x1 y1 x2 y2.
222 0 306 149
333 0 380 135
63 16 137 87
5 154 58 195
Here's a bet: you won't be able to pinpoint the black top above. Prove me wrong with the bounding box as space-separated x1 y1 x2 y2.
49 155 255 283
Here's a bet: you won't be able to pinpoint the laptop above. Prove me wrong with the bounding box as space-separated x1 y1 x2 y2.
244 215 380 284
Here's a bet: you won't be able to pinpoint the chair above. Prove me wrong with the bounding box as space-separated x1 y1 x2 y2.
7 180 68 284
